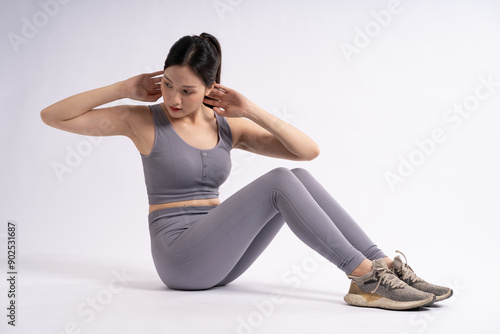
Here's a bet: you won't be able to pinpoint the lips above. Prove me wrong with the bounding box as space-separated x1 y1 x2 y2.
170 106 181 112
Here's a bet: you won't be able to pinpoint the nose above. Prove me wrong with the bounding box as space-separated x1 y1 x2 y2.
172 92 181 106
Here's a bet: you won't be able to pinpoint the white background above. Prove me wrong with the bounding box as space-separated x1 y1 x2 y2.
1 0 499 333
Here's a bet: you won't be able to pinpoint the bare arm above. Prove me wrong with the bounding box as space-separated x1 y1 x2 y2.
205 84 320 161
40 71 163 137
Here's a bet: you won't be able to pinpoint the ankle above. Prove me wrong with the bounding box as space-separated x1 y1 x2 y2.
350 259 372 277
384 257 394 270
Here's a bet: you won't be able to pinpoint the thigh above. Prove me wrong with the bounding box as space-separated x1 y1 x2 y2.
216 212 285 286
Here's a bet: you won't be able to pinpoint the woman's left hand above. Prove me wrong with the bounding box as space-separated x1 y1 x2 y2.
205 83 320 161
204 83 254 118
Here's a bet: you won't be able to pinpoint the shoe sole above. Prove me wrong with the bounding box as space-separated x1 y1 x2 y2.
344 293 436 311
435 289 453 302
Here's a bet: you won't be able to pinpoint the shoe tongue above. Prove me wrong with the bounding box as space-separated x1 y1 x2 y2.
393 255 404 270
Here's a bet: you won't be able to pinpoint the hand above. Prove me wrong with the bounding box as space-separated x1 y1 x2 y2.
122 71 163 102
204 83 254 118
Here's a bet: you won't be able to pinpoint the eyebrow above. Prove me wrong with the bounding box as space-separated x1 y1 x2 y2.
164 75 198 89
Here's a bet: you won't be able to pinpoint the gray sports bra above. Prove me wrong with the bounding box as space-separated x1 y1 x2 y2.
140 104 233 205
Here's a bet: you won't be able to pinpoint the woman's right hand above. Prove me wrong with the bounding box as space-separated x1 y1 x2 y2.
122 70 164 102
41 70 164 137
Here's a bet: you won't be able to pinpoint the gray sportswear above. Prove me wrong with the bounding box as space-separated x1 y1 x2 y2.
141 104 232 204
142 104 386 290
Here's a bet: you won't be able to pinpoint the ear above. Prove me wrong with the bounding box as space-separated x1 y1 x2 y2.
205 82 216 96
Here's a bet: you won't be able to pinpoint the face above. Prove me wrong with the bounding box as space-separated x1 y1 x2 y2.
161 65 214 118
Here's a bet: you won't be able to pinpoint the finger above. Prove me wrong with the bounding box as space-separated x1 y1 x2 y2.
204 97 220 107
208 89 224 98
150 70 164 77
213 83 231 92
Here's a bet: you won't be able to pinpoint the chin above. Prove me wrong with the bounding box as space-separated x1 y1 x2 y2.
169 109 193 119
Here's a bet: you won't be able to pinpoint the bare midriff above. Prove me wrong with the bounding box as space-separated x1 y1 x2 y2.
149 198 221 214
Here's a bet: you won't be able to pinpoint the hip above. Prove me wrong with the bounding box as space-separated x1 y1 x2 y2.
148 205 217 248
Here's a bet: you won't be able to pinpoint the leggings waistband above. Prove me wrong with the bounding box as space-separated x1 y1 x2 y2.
148 206 217 225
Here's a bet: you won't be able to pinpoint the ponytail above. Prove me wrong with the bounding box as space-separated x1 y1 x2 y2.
199 32 222 84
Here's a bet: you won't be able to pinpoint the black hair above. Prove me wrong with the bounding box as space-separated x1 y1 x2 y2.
163 32 222 86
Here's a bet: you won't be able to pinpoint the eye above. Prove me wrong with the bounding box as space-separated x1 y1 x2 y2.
164 82 172 88
183 90 193 95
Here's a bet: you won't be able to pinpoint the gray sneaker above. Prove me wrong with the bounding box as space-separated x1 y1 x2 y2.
392 250 453 302
344 258 435 310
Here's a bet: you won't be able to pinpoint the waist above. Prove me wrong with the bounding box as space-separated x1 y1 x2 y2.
148 205 218 227
149 198 221 214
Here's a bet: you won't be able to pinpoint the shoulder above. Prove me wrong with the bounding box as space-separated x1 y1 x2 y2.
224 118 245 148
119 104 158 155
225 117 268 150
126 104 154 118
124 104 155 139
214 113 233 149
225 117 246 134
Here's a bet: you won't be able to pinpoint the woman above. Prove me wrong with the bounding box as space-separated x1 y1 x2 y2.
40 33 452 310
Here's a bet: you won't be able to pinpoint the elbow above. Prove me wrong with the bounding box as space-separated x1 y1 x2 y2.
301 144 320 161
40 108 49 124
309 145 321 160
40 108 54 126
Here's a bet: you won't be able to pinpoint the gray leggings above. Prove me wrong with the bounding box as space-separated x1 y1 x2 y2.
148 167 386 290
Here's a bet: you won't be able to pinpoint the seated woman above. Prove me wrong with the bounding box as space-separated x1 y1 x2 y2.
40 32 452 310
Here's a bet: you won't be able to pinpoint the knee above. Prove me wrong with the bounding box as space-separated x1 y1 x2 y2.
269 166 293 176
290 167 307 175
291 167 313 180
266 167 296 185
263 167 306 196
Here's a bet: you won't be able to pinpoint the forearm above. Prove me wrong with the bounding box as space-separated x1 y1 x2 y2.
41 81 126 124
245 104 320 160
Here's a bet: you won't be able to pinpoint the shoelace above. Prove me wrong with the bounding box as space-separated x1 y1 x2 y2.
370 266 406 294
396 250 424 284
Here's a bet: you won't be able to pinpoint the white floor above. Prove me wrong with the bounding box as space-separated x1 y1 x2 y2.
2 247 497 334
